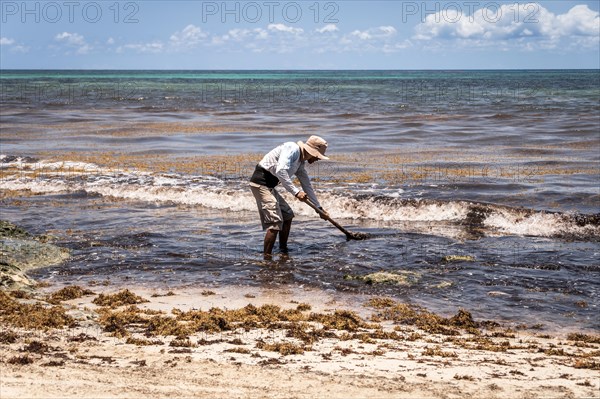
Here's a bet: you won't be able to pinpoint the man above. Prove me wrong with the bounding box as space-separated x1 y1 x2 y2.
250 135 330 257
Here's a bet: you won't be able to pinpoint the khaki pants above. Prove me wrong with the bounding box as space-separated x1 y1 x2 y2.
249 182 294 231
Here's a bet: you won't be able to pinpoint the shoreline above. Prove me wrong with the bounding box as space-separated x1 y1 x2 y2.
1 284 599 399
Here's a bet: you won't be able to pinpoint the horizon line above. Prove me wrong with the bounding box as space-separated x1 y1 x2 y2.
2 68 599 71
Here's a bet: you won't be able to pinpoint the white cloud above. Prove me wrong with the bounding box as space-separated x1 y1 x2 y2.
76 44 91 55
54 32 91 54
349 26 397 40
117 42 164 54
414 3 599 49
107 37 115 45
55 32 85 46
214 28 270 52
116 23 409 56
316 24 339 34
383 41 413 53
0 37 15 46
170 24 208 49
337 26 404 52
11 45 29 53
267 24 304 35
222 28 268 42
555 4 600 36
1 37 29 53
118 24 207 54
379 26 397 36
350 30 371 40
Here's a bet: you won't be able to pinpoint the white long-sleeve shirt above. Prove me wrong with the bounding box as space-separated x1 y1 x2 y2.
258 141 321 208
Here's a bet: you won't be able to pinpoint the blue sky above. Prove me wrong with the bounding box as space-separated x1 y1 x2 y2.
1 1 599 69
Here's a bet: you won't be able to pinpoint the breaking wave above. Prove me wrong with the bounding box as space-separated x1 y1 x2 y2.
2 155 598 241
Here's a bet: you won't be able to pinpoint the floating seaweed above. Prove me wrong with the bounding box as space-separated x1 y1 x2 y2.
344 271 421 286
0 220 31 239
442 255 475 263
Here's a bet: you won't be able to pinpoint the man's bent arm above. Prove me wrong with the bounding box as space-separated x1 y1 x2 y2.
274 144 302 197
296 165 321 208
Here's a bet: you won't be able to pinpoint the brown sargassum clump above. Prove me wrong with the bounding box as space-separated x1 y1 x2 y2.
96 303 333 340
366 297 482 336
92 298 506 358
92 289 149 308
45 285 96 305
3 288 600 367
0 291 76 330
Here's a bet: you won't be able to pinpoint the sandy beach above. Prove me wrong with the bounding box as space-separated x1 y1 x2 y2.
1 284 598 399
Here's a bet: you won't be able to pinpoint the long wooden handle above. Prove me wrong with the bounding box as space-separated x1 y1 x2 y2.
304 199 354 237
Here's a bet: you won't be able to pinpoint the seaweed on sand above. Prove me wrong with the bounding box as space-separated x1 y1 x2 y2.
46 285 95 304
296 303 311 311
573 359 600 370
256 341 306 356
96 305 151 338
0 330 19 344
92 289 149 308
365 298 480 336
96 300 377 343
7 354 34 365
170 338 196 348
422 346 458 358
567 333 600 344
0 291 76 330
224 347 251 354
93 291 511 356
308 310 368 332
125 337 164 346
285 322 335 344
22 340 51 354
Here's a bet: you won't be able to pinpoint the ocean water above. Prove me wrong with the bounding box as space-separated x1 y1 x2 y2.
1 70 599 332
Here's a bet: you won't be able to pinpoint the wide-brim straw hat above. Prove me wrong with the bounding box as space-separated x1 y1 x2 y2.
298 135 329 160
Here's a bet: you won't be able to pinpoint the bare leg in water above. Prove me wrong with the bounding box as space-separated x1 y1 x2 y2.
264 219 292 258
279 219 292 252
264 228 278 258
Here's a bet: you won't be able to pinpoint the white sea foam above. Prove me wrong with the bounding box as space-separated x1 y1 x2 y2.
483 208 598 238
0 174 255 212
1 155 104 174
317 196 467 222
2 156 598 240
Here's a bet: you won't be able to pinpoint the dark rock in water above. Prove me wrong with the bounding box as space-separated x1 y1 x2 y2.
1 237 70 271
0 220 31 239
0 220 70 290
0 155 38 164
0 262 37 290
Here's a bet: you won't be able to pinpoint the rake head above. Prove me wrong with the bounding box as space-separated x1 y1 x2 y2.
346 231 370 241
